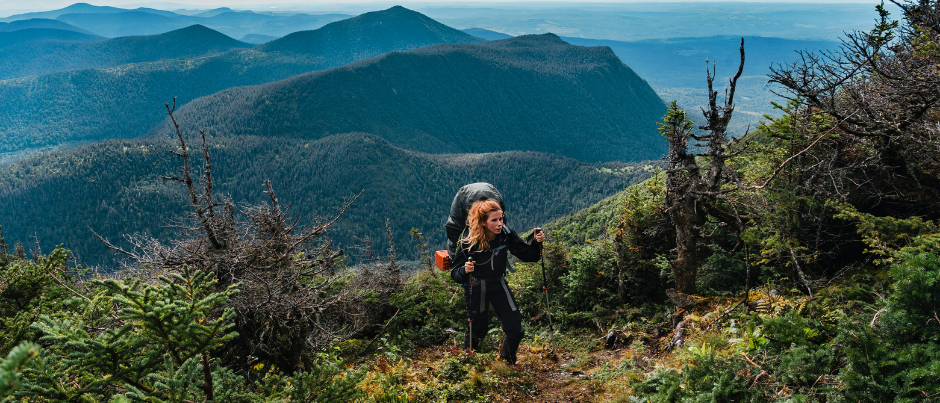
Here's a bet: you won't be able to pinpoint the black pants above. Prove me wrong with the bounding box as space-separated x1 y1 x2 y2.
463 276 524 363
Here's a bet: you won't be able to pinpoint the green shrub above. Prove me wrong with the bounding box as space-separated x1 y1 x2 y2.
0 341 40 399
560 241 620 313
697 248 747 297
775 344 836 387
632 353 761 402
388 269 464 348
760 311 828 354
882 236 940 343
0 248 79 353
253 354 365 402
15 266 238 401
831 236 940 402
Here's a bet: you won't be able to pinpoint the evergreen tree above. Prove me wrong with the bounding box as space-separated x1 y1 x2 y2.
659 39 748 295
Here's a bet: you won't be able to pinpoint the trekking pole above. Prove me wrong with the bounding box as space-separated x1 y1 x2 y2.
467 257 475 352
535 228 554 332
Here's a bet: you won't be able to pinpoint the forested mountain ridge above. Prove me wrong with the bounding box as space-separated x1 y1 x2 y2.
152 34 667 163
0 3 351 39
56 11 189 37
0 3 127 22
461 28 512 41
2 1 938 401
258 6 482 54
0 132 656 269
0 24 252 80
0 6 488 161
0 28 103 49
0 18 94 33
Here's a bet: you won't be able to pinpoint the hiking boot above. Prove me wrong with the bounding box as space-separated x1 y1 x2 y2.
498 337 521 365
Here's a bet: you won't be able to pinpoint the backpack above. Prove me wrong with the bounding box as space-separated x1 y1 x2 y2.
444 182 505 258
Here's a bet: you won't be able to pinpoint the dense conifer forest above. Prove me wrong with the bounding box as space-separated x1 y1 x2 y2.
0 3 350 38
0 7 482 156
0 24 251 80
0 133 656 269
1 0 938 401
158 34 667 163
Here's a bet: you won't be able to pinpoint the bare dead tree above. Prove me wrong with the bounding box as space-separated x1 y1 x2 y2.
660 38 748 295
768 0 940 218
94 99 401 371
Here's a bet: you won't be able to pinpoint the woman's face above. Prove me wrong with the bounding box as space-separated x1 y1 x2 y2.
484 209 504 235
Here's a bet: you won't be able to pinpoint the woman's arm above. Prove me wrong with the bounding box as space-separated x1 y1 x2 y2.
506 226 544 262
450 243 473 283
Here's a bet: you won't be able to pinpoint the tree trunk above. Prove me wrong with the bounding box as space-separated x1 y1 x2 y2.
670 197 706 295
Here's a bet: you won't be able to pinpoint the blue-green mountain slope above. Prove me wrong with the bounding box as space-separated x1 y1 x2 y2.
56 11 191 37
240 33 277 44
0 18 94 34
0 25 251 80
0 133 656 269
256 6 482 58
0 3 127 22
0 7 482 159
461 28 512 41
0 28 103 49
155 34 666 163
0 3 351 39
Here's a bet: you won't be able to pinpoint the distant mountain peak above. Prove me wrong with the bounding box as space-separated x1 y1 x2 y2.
174 24 214 34
495 33 566 46
259 6 481 54
162 34 666 163
62 3 114 12
0 18 96 34
348 5 438 24
462 28 512 41
140 24 247 47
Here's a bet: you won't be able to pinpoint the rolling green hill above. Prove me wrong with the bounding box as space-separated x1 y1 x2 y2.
0 18 94 34
0 133 656 269
0 3 350 39
240 33 277 44
257 6 482 58
461 28 512 40
0 28 103 49
56 11 190 37
155 34 666 163
0 6 483 161
188 11 350 39
190 8 236 18
0 3 127 22
0 25 251 80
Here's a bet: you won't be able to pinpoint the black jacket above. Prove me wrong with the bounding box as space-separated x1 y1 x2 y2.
450 226 541 283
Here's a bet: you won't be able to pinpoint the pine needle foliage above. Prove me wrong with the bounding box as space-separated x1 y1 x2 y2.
16 266 236 401
0 341 40 399
0 248 77 354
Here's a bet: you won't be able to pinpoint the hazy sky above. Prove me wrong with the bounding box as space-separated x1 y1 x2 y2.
0 0 887 16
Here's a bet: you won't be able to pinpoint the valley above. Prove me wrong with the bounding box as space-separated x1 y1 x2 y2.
3 2 936 401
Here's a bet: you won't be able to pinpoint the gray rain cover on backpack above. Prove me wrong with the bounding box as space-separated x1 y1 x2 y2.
445 182 504 257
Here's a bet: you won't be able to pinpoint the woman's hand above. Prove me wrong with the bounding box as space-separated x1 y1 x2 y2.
534 229 545 243
464 260 475 274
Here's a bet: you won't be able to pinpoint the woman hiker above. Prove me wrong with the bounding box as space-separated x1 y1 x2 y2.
450 199 545 365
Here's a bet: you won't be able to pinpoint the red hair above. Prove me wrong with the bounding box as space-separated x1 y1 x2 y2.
463 199 503 252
